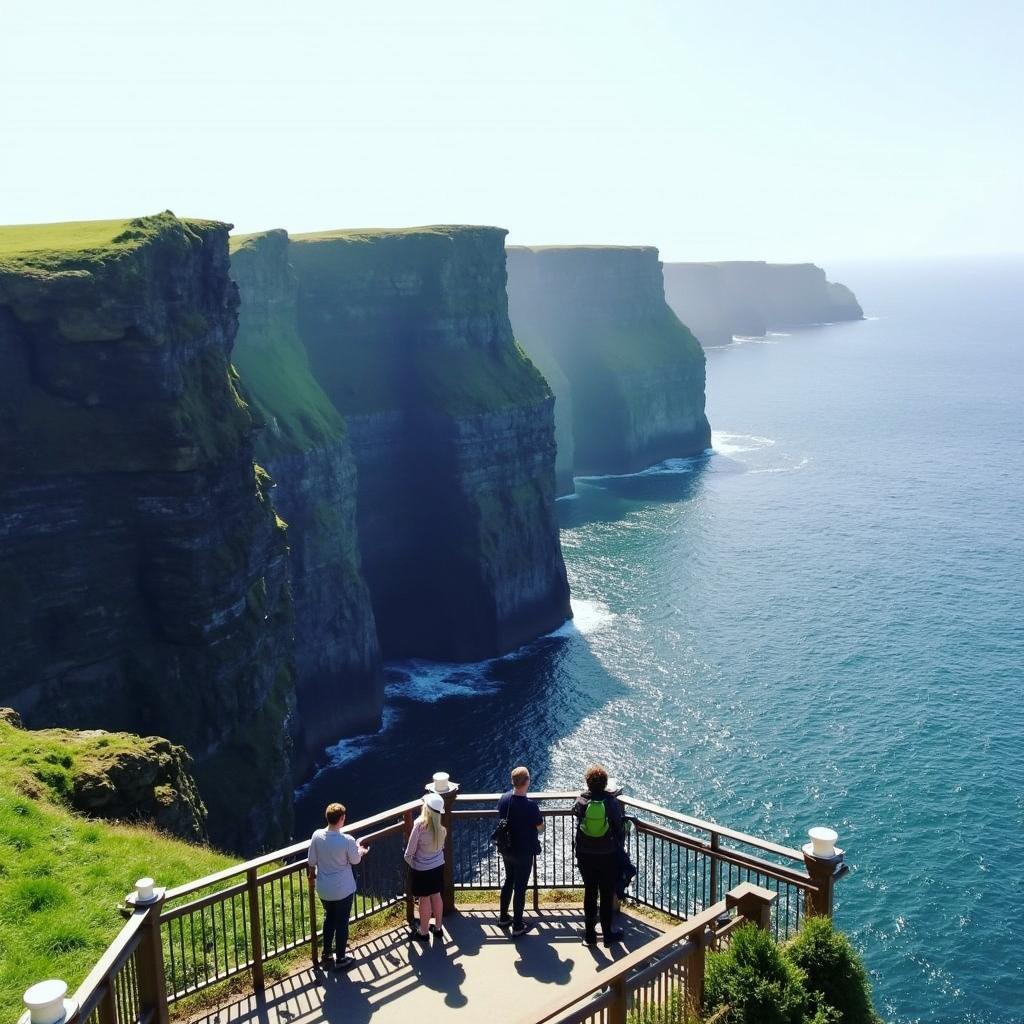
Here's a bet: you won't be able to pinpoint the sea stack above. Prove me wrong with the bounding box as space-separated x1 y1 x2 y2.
0 213 294 853
662 261 863 347
230 229 383 779
507 245 711 480
290 225 572 661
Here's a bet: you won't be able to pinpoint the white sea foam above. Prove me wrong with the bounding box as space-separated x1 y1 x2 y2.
551 598 615 637
712 431 776 456
556 492 580 501
576 453 706 482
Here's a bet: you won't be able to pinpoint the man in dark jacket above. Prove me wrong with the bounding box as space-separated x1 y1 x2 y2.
573 763 625 947
496 765 544 936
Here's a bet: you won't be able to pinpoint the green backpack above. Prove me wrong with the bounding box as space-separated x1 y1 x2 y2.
579 798 609 839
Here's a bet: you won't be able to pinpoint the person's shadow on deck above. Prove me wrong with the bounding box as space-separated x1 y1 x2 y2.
512 939 574 986
407 940 469 1008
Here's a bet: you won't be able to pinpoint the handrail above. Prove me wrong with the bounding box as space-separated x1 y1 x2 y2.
519 897 729 1024
71 910 148 1017
621 795 805 862
163 798 422 900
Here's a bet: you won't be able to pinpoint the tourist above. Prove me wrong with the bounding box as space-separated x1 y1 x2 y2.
573 763 625 947
307 801 370 969
404 792 447 942
496 765 545 937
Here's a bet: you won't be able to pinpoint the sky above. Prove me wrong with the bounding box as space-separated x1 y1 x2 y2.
2 1 1022 262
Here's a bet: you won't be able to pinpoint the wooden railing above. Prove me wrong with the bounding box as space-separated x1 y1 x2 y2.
516 882 779 1024
47 788 844 1024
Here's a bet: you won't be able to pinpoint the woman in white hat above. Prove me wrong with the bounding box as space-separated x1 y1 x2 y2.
404 793 447 941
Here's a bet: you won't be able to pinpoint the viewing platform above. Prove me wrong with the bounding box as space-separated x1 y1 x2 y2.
19 783 847 1024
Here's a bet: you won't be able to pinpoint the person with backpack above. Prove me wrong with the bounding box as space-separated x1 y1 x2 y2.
573 763 625 947
494 765 545 936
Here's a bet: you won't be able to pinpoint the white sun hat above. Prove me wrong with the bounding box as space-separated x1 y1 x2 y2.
424 793 445 813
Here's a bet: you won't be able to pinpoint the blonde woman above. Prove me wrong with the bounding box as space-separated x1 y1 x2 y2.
404 793 447 941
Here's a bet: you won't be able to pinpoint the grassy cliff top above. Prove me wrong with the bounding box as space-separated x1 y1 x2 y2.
0 212 228 275
508 243 659 256
0 717 234 1019
229 228 288 254
292 224 507 244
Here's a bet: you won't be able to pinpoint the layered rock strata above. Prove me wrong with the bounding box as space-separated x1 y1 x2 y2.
0 213 293 853
231 230 383 776
662 261 863 347
506 245 710 478
290 226 572 661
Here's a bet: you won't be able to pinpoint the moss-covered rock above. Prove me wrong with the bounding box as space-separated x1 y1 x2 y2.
662 261 864 348
291 225 571 660
0 213 294 854
507 245 711 477
231 230 383 775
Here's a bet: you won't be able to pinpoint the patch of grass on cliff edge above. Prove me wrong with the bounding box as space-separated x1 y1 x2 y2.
0 720 234 1022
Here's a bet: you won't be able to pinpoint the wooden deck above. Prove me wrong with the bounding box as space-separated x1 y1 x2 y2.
187 907 664 1024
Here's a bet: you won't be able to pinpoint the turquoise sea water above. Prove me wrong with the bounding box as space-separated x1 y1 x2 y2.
296 257 1024 1023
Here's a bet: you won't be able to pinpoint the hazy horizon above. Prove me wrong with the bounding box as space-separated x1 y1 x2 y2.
3 1 1022 263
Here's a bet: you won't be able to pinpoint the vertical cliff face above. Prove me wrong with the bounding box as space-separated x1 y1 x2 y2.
506 245 711 477
290 226 571 661
0 213 293 854
662 261 863 347
230 230 383 777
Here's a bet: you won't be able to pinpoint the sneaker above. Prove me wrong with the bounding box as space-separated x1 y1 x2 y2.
582 933 598 946
334 955 354 969
320 952 335 968
497 915 513 928
430 925 445 939
409 929 430 943
511 922 531 937
603 929 624 947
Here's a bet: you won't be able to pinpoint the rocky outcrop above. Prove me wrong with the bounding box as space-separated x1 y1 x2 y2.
290 226 571 661
662 261 863 347
230 230 383 777
507 245 711 478
1 710 207 841
0 212 293 854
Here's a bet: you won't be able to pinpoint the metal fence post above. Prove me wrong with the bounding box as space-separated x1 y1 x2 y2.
246 867 265 991
308 874 319 966
403 808 416 926
135 898 169 1024
709 831 721 905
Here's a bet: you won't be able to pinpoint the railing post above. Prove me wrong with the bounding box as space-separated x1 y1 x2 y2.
246 867 265 991
726 882 778 931
801 828 844 919
532 855 540 912
608 976 628 1024
308 872 319 966
403 808 416 926
135 897 169 1024
685 926 711 1018
709 831 721 905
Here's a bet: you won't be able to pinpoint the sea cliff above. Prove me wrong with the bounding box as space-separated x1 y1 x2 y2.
507 245 710 479
0 213 293 853
662 260 863 347
230 230 383 778
290 226 572 660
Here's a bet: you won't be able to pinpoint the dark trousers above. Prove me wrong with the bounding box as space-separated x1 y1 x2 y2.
500 852 534 927
321 893 354 958
578 853 617 939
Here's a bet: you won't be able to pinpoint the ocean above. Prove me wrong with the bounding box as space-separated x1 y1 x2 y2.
295 256 1024 1023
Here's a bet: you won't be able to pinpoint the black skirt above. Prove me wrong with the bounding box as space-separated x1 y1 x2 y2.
410 865 444 897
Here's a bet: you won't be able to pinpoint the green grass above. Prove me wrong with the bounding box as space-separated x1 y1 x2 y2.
0 212 224 275
0 720 235 1021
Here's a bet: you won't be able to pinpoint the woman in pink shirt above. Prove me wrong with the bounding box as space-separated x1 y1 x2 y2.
404 793 446 941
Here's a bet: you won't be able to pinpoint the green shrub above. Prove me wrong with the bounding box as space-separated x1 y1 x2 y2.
785 917 880 1024
704 923 809 1024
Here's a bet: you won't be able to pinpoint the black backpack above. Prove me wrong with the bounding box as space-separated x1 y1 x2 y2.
491 793 514 855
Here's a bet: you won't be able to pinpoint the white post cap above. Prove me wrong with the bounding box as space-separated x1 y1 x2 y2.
808 827 838 858
431 772 450 793
134 877 156 902
23 980 68 1024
